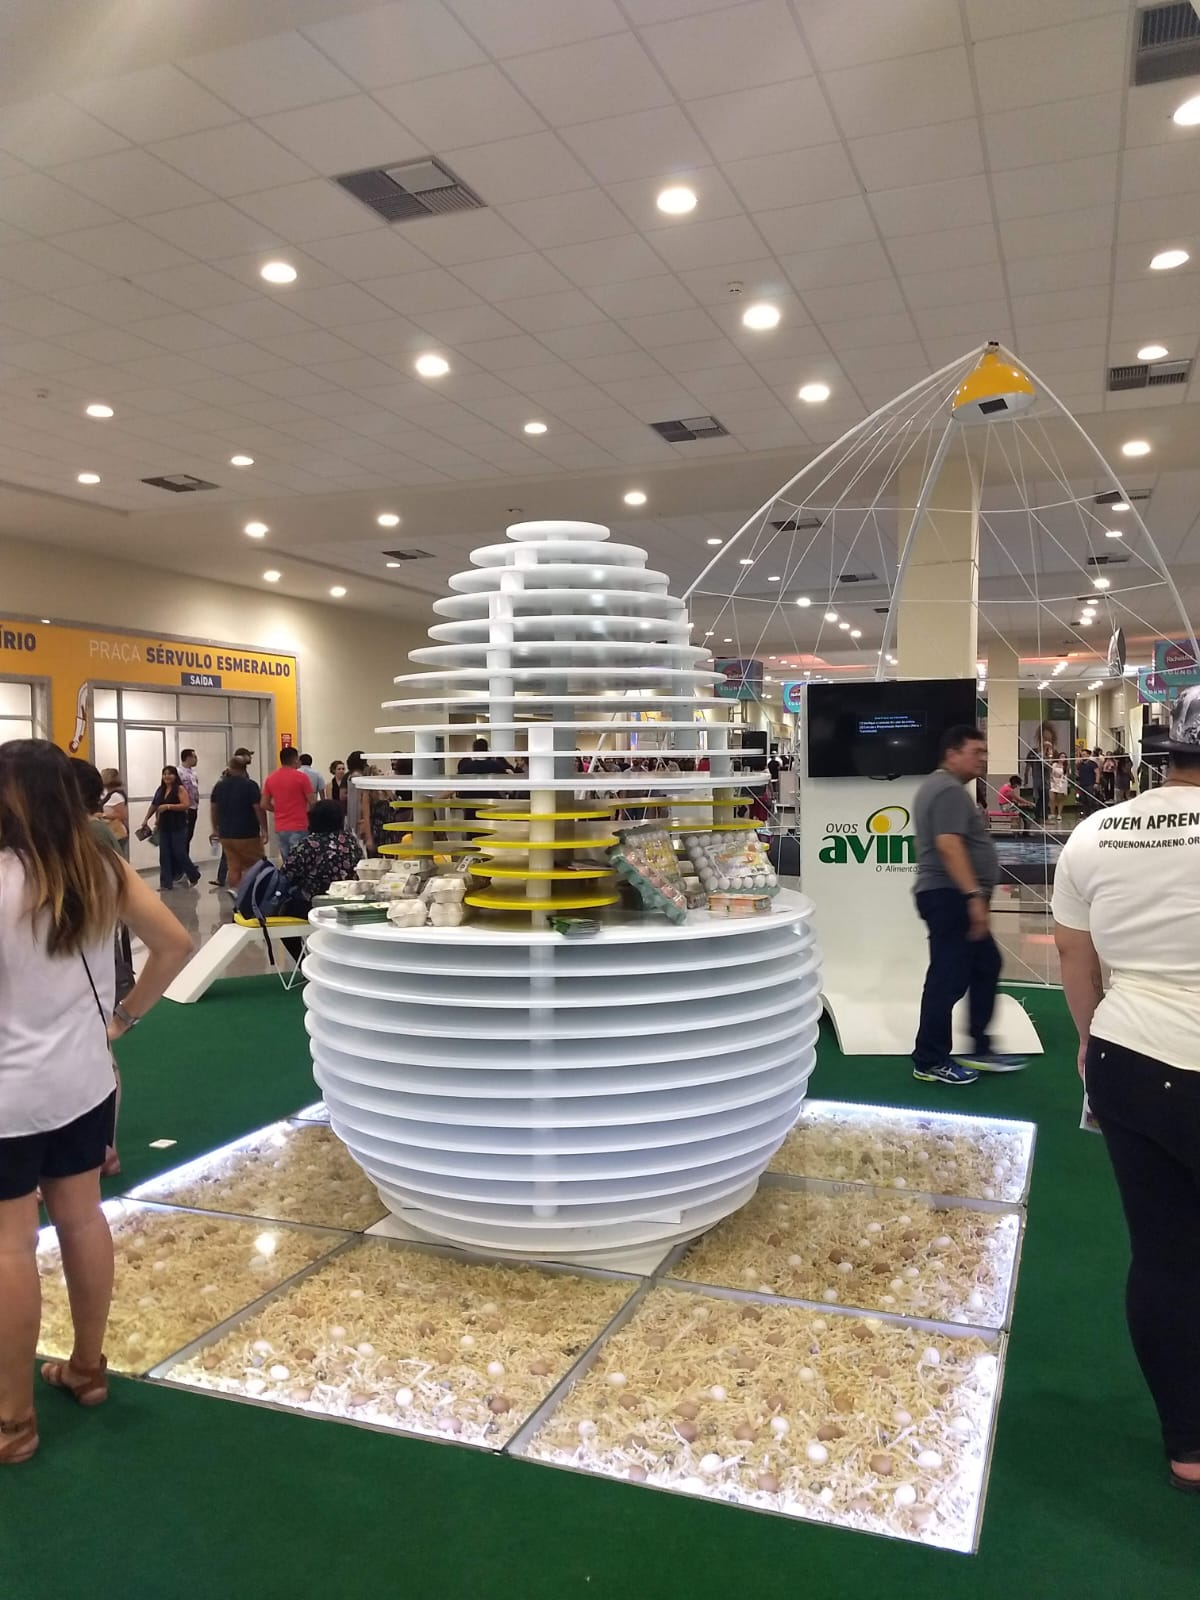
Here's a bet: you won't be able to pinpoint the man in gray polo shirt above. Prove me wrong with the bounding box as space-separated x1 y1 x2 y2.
912 724 1026 1085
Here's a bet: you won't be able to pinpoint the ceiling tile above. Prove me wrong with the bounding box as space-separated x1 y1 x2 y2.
648 215 767 272
1012 285 1111 328
176 375 271 407
912 300 1008 340
150 124 313 197
0 96 130 167
621 0 753 20
274 283 394 327
141 200 284 259
850 119 985 192
117 353 219 387
239 365 339 399
823 47 974 138
311 354 410 390
409 303 522 343
658 338 755 374
823 311 919 350
1011 315 1107 352
0 172 118 235
499 289 608 333
502 190 632 250
66 64 237 143
965 0 1126 39
256 95 424 175
779 239 895 290
303 2 485 90
338 317 429 358
1112 271 1200 317
128 261 254 311
0 240 107 292
1116 194 1200 246
999 204 1115 260
53 149 213 217
1124 78 1200 149
447 0 624 55
587 276 698 317
869 175 993 238
374 65 542 150
722 144 861 211
304 229 433 279
560 106 710 186
688 78 837 163
443 131 593 205
641 0 812 98
0 295 96 338
991 154 1117 221
232 179 382 243
800 0 963 69
503 35 673 127
402 209 532 266
456 332 554 371
205 299 315 340
902 262 1008 309
255 328 364 366
1004 249 1112 296
984 92 1122 172
180 31 358 116
451 252 572 301
756 194 877 253
545 234 669 287
362 267 481 314
1121 139 1200 203
620 307 726 349
53 221 192 275
0 340 89 375
189 342 294 376
802 278 907 322
676 256 789 304
127 312 239 352
538 322 640 360
972 14 1128 113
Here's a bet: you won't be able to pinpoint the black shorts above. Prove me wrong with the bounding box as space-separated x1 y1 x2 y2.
0 1092 117 1202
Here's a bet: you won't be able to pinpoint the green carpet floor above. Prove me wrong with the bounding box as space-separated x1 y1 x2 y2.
3 980 1196 1599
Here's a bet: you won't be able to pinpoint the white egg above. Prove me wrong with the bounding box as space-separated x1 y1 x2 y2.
881 1294 896 1306
394 1387 414 1407
741 1266 760 1282
805 1441 828 1464
787 1253 804 1267
459 1335 476 1349
934 1235 952 1249
606 1372 627 1387
770 1417 790 1437
357 1343 375 1356
268 1364 290 1381
897 1215 912 1226
756 1284 773 1295
982 1186 995 1200
916 1150 930 1164
812 1319 827 1332
819 1487 835 1506
487 1362 505 1379
892 1177 907 1189
866 1222 883 1234
252 1340 273 1355
949 1415 973 1436
480 1302 498 1315
329 1326 347 1340
894 1484 918 1508
837 1261 853 1275
921 1348 941 1367
578 1420 598 1438
890 1278 905 1291
244 1377 266 1396
894 1409 913 1426
822 1288 839 1302
967 1290 986 1313
903 1266 920 1281
798 1367 815 1382
917 1450 943 1469
710 1385 727 1401
349 1289 364 1300
699 1453 723 1474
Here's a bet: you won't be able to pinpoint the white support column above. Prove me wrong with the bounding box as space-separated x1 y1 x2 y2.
896 456 980 681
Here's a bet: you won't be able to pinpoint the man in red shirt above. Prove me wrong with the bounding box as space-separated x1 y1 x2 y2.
261 746 315 862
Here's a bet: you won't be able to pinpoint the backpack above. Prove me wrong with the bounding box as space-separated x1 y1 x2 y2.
234 858 296 964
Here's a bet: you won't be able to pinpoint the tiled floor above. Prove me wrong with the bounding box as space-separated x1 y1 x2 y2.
62 1098 1035 1554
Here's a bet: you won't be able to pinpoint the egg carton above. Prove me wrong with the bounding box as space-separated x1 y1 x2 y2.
682 833 778 897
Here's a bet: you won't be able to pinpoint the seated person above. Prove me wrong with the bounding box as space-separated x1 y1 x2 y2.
996 775 1031 828
282 799 363 913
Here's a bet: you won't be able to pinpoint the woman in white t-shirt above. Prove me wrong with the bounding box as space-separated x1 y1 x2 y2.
1052 688 1200 1493
0 740 191 1466
1049 751 1069 825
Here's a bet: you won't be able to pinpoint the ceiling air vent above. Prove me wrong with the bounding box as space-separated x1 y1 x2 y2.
336 159 484 223
1095 489 1150 508
1086 553 1130 567
141 473 218 492
836 570 878 585
1133 2 1200 84
770 515 823 533
650 415 728 442
382 547 434 562
1107 359 1192 390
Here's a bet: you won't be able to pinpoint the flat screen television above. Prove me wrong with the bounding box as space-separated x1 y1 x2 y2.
806 679 979 778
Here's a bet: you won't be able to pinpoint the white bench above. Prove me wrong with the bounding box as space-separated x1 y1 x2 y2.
164 913 312 1003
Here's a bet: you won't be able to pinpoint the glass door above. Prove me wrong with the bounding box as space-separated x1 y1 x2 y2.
125 725 168 872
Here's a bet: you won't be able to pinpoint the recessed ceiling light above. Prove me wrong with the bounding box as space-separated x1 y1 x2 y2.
244 521 268 538
849 628 862 639
523 420 548 435
40 618 50 625
656 184 697 216
623 489 647 506
887 655 897 665
794 596 811 607
1105 527 1123 538
85 402 113 418
1037 680 1050 690
767 574 781 581
385 560 402 568
329 585 347 598
415 352 450 377
260 260 297 285
1122 439 1151 457
705 537 722 546
1174 93 1200 127
377 512 401 527
797 382 830 404
824 610 838 623
838 620 851 630
738 557 754 565
1149 248 1189 271
704 630 714 637
230 453 254 467
262 569 281 583
77 472 100 484
742 302 781 331
1077 616 1092 626
722 637 732 643
1111 500 1129 511
1093 576 1111 590
1137 343 1168 362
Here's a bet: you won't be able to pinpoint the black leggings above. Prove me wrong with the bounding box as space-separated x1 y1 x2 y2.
1086 1037 1200 1461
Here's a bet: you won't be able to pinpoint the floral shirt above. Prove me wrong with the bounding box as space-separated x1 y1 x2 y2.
282 830 362 903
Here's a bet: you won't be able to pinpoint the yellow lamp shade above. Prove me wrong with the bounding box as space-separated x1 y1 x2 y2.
952 347 1035 421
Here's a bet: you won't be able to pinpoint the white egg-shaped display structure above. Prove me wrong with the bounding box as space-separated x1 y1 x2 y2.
303 519 820 1260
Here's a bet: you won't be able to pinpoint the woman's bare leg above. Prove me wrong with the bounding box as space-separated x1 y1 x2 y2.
0 1192 40 1420
41 1170 113 1374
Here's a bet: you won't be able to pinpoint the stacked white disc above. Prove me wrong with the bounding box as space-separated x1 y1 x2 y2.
304 519 820 1260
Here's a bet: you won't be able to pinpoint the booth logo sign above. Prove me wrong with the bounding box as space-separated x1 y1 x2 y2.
818 806 915 870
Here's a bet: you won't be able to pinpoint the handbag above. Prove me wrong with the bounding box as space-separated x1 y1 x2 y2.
135 823 153 842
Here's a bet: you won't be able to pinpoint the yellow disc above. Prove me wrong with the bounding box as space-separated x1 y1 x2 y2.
465 889 620 912
475 835 619 851
378 843 478 858
382 822 490 833
469 864 613 880
477 808 613 822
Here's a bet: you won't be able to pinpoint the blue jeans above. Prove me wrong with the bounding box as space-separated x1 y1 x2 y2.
912 887 1001 1067
158 826 198 888
276 829 307 863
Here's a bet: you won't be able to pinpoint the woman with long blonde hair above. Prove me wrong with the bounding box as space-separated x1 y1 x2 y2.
0 740 191 1465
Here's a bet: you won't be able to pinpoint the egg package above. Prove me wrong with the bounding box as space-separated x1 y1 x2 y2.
386 898 427 928
422 873 468 904
608 825 689 924
683 833 779 900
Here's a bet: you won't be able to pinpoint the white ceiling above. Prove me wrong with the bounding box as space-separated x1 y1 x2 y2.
0 0 1197 654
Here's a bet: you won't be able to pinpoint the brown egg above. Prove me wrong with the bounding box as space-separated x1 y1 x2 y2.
202 1355 219 1370
817 1422 844 1441
764 1331 785 1348
622 1433 647 1450
644 1334 667 1350
676 1400 700 1420
676 1421 699 1442
870 1364 890 1379
528 1358 552 1376
848 1495 872 1514
756 1472 780 1493
618 1392 641 1410
416 1319 436 1337
488 1395 512 1414
348 1392 372 1407
433 1348 454 1365
871 1263 891 1276
290 1387 313 1403
899 1245 916 1260
832 1392 855 1413
628 1465 649 1483
733 1422 758 1442
766 1232 783 1247
294 1347 316 1363
765 1391 788 1411
909 1504 935 1530
869 1453 894 1475
739 1305 762 1323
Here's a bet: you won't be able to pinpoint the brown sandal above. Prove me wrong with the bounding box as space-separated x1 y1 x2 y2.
0 1414 39 1465
40 1355 109 1407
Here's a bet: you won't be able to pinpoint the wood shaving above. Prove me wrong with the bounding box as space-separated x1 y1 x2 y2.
166 1241 633 1448
523 1287 1000 1551
770 1102 1033 1203
37 1204 337 1375
137 1123 386 1231
673 1187 1019 1328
